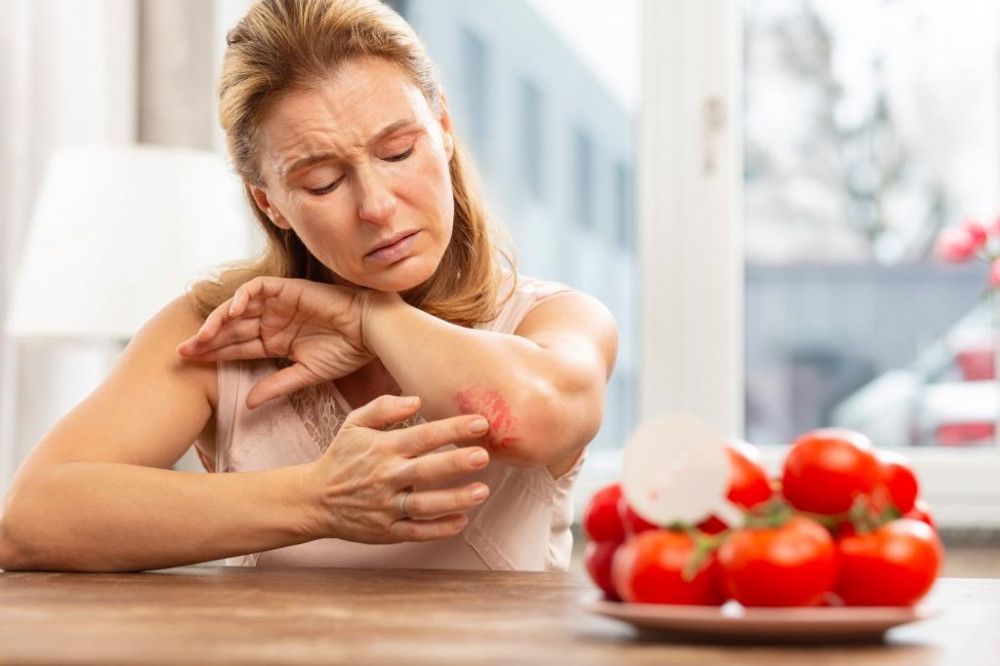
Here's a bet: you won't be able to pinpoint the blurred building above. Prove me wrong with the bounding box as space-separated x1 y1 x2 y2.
386 0 638 453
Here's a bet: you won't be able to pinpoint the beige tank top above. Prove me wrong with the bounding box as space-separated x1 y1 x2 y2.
194 273 587 571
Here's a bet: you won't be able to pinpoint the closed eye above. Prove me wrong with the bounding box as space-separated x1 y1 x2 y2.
306 146 413 195
384 147 414 162
307 175 345 196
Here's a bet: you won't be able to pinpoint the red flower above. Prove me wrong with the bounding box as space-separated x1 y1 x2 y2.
935 227 978 263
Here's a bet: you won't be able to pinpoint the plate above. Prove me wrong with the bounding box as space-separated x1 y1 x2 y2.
583 598 942 644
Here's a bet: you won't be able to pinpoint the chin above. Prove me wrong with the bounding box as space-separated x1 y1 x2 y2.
367 256 439 293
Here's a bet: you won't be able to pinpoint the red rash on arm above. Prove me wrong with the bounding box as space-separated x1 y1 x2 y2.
455 388 521 451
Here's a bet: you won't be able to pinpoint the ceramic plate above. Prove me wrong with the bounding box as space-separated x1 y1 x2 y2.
583 598 942 644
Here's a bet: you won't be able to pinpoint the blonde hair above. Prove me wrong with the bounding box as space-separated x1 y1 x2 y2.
189 0 514 327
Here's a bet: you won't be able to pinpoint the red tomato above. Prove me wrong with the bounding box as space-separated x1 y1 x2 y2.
611 530 725 606
585 539 623 601
717 516 838 607
697 516 729 535
782 428 880 515
583 483 625 542
724 439 774 508
618 497 657 536
905 499 937 531
874 449 919 514
696 439 774 533
836 519 943 606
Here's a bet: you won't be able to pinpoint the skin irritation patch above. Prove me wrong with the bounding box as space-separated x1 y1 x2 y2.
455 388 520 451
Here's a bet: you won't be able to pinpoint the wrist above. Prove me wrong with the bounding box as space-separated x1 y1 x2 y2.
360 289 405 356
295 462 331 540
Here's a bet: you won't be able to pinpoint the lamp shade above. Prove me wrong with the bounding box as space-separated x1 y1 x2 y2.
5 144 264 342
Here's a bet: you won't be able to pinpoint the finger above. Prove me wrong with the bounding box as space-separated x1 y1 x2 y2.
343 394 422 430
246 364 325 409
231 276 288 318
194 298 238 343
391 414 490 457
182 338 270 363
197 280 275 343
388 513 470 543
397 447 490 487
178 317 262 356
397 483 490 519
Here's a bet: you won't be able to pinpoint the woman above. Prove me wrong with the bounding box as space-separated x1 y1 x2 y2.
0 0 616 573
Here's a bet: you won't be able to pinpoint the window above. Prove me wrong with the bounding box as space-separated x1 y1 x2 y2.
518 77 544 201
572 128 594 230
614 162 633 249
744 0 999 450
460 28 490 168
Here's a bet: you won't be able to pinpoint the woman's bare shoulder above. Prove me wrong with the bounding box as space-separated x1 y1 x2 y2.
136 294 219 409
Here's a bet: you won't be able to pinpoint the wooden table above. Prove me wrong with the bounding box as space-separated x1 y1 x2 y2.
0 566 996 664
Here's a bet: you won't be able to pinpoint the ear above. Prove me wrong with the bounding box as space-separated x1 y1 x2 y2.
249 184 291 231
439 93 454 161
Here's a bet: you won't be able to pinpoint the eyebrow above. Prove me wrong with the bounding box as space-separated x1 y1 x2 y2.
281 119 418 178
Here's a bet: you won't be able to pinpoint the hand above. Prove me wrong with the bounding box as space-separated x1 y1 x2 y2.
301 394 493 544
177 276 374 408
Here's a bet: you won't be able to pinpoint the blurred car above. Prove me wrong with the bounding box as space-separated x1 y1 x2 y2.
830 300 999 447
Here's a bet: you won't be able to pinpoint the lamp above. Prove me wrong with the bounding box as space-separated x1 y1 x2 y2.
5 144 263 342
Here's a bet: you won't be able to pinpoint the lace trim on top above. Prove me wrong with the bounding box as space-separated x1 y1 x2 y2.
275 358 420 455
273 358 345 454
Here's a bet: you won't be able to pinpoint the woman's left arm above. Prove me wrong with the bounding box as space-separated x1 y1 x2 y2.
364 290 618 469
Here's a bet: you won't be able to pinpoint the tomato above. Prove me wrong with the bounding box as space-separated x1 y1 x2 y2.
697 515 729 535
717 515 838 607
611 529 725 606
781 428 880 515
618 496 657 536
836 519 943 606
583 483 625 543
723 439 774 508
905 499 937 531
696 439 774 533
585 539 623 601
874 449 919 514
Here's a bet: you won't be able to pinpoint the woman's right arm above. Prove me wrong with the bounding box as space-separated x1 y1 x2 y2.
0 295 492 572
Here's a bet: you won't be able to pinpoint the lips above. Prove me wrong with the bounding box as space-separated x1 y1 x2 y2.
365 230 420 264
367 229 418 255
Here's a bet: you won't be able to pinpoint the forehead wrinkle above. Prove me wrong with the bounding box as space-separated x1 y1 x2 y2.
261 59 435 184
277 118 420 179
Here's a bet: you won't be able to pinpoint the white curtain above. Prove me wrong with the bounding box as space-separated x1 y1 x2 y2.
0 0 138 495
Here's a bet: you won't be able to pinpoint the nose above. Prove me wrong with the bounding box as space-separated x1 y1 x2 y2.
354 164 397 225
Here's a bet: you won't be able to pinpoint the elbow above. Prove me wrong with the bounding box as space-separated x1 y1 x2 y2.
501 380 603 469
0 518 27 572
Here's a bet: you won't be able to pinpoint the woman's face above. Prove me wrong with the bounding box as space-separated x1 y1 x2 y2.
250 57 455 292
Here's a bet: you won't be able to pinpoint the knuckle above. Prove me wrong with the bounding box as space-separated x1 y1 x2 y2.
419 425 438 450
401 459 421 485
369 435 390 457
371 470 393 495
450 492 468 511
405 523 422 541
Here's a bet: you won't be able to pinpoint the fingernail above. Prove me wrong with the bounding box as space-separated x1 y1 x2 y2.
469 418 489 434
471 485 488 501
403 396 420 407
469 449 488 466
